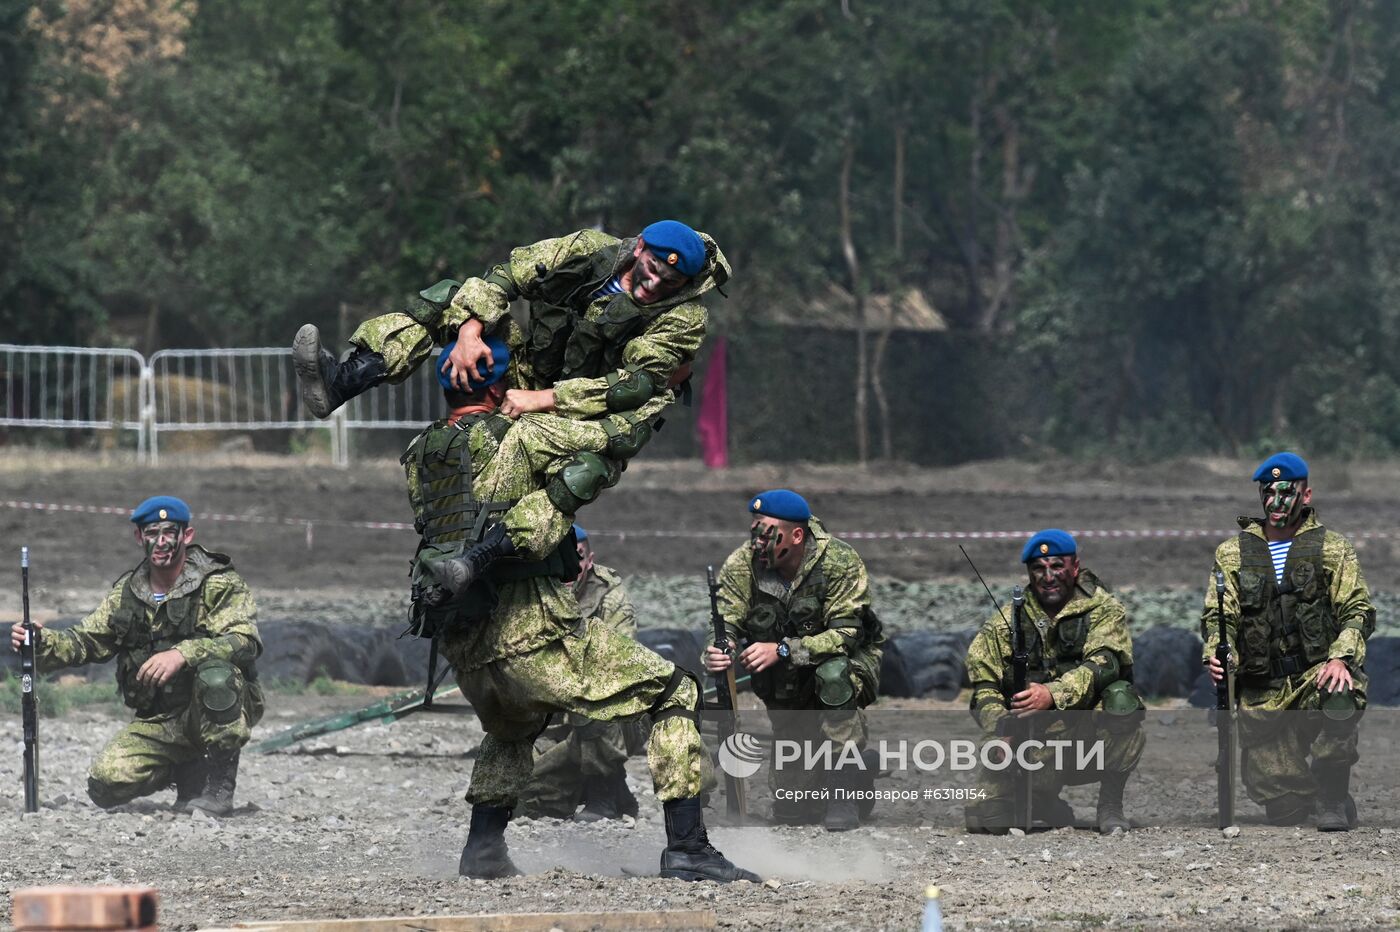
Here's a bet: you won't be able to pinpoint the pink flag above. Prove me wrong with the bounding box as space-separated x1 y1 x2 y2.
696 335 729 469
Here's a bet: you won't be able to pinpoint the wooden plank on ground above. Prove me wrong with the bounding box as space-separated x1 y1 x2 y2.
199 910 716 932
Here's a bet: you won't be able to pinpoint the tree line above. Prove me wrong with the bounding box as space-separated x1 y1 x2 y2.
3 0 1398 459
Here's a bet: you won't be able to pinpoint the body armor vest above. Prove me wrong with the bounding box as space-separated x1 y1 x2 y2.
109 556 239 715
740 554 885 703
1001 577 1132 696
523 244 668 386
1235 528 1335 681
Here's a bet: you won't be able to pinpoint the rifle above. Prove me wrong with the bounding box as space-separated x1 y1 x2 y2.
1214 568 1235 828
20 546 39 813
706 565 746 822
960 546 1031 830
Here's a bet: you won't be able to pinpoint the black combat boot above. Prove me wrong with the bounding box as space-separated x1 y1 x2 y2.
1096 771 1130 835
823 766 860 832
172 757 208 813
1263 792 1312 826
428 523 518 596
292 324 388 419
188 749 239 817
577 770 638 822
459 805 523 879
659 798 761 883
1030 791 1076 830
1313 763 1355 832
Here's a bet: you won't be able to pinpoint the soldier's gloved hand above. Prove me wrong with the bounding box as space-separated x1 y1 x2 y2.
1315 658 1354 692
136 648 187 687
10 619 43 652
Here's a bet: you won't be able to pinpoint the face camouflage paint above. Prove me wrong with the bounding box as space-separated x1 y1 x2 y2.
1260 479 1305 529
140 520 186 568
750 519 788 569
1028 556 1079 611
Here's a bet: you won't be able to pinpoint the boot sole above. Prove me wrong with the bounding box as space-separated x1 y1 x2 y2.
293 324 335 419
659 868 760 883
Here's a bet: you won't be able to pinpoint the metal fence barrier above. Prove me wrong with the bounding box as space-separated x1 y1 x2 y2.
0 344 443 466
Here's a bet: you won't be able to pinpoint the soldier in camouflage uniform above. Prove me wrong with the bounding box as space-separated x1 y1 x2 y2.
519 525 644 821
702 490 884 832
1202 452 1374 831
964 529 1144 835
403 342 756 884
9 497 262 815
293 219 726 424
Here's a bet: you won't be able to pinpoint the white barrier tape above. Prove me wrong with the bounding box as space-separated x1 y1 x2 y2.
6 497 1400 543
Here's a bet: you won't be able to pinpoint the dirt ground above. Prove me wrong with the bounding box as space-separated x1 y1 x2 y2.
3 453 1400 929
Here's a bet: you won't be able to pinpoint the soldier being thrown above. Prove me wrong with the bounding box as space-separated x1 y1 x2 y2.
1203 452 1374 831
402 340 756 884
963 529 1143 835
8 497 263 815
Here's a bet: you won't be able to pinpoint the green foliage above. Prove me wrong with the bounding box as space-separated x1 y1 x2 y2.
4 1 1400 457
0 677 124 716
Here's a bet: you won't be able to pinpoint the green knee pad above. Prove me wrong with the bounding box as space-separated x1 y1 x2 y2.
815 657 856 708
603 367 657 412
545 452 621 513
195 660 243 726
1321 687 1361 737
1098 680 1145 734
603 415 655 460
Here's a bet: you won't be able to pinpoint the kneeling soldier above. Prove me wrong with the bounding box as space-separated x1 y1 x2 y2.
964 529 1144 835
702 490 885 831
9 496 263 815
1203 452 1373 830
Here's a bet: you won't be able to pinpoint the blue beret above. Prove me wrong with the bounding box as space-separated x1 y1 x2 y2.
572 523 589 542
641 220 705 278
437 337 509 391
131 496 191 526
748 489 812 523
1252 451 1308 483
1021 528 1077 563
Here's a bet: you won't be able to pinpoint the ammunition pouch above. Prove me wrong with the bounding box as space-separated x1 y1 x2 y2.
194 660 243 725
1096 679 1145 735
1236 528 1336 676
814 656 856 709
544 452 621 513
603 366 657 412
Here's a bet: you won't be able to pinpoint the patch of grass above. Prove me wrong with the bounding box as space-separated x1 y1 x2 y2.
263 675 372 697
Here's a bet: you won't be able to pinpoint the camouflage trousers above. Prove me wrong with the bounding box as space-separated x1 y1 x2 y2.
448 617 707 808
976 709 1145 805
88 669 264 809
1237 663 1368 804
517 715 635 818
349 312 437 384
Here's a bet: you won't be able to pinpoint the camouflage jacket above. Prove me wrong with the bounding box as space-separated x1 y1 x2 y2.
714 517 872 667
1200 509 1374 671
574 563 637 636
966 568 1132 732
444 229 730 419
36 546 261 712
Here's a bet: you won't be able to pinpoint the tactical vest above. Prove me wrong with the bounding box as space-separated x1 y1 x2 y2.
402 417 581 633
1001 579 1133 696
740 553 885 704
513 244 670 386
1235 528 1336 681
108 556 240 716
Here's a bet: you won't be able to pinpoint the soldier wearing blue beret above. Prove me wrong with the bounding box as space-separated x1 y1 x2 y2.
10 496 263 817
1202 451 1375 830
964 529 1143 835
703 489 885 831
293 218 728 426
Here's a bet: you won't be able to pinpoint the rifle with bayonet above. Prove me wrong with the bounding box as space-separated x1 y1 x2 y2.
1214 568 1235 828
20 546 39 813
961 546 1032 831
706 565 746 822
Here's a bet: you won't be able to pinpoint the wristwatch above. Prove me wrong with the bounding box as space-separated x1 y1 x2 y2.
776 640 791 661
